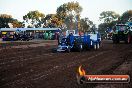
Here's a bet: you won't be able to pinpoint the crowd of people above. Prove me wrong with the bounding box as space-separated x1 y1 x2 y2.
2 31 60 41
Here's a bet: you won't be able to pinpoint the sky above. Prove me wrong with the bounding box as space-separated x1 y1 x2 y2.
0 0 132 26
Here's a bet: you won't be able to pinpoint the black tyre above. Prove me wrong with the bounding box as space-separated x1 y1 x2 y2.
52 48 57 53
112 34 119 44
94 43 97 50
67 47 71 53
96 43 100 49
112 34 116 43
125 34 131 44
127 34 131 44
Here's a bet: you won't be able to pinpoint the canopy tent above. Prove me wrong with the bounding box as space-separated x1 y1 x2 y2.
0 28 61 32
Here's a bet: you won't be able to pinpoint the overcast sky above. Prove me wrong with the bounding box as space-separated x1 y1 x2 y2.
0 0 132 25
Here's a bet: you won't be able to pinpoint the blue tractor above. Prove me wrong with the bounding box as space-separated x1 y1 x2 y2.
56 32 101 52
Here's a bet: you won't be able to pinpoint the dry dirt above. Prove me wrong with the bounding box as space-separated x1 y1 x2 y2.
0 40 131 88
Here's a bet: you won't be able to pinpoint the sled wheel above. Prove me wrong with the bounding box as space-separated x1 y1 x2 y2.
96 43 100 49
94 43 97 50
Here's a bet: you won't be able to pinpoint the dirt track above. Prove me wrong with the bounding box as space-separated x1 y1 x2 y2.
0 40 132 88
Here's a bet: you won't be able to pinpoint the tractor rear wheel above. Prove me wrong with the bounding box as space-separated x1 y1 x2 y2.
112 34 116 43
112 34 119 43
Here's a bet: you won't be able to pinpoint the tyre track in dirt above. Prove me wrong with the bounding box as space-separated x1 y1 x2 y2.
0 40 132 88
31 41 132 88
1 49 109 87
0 51 108 88
0 45 107 88
95 50 132 88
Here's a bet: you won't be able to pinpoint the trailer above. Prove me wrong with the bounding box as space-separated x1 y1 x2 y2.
56 32 101 52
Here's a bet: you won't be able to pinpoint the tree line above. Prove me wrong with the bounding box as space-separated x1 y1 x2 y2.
99 10 132 34
0 1 132 33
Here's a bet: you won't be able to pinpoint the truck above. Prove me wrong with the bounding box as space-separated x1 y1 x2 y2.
112 22 132 43
56 30 101 52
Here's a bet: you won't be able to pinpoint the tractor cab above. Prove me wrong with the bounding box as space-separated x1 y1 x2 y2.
115 24 127 32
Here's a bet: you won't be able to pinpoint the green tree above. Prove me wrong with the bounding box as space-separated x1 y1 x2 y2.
56 1 82 30
98 20 118 34
42 14 62 28
98 11 120 34
99 11 120 23
11 19 23 28
80 18 93 32
42 14 63 28
0 14 13 28
120 10 132 22
23 10 45 28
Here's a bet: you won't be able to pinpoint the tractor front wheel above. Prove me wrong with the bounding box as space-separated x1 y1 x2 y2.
127 35 131 44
